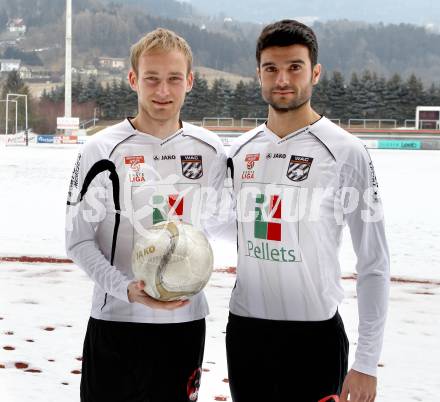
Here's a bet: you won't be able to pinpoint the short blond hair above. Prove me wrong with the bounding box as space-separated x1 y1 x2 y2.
130 28 193 75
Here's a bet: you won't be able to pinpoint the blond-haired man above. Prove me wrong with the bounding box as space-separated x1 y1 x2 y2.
66 28 227 401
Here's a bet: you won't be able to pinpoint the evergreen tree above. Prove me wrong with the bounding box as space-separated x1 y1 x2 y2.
245 78 266 118
404 74 424 118
194 73 211 120
118 80 137 117
426 83 440 107
373 75 387 120
209 78 229 117
346 72 363 119
312 73 330 116
182 72 210 120
327 71 347 120
231 80 249 119
72 76 84 103
80 75 100 103
383 74 404 122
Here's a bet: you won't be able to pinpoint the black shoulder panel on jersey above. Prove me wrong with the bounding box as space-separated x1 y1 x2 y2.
227 157 234 181
79 159 121 266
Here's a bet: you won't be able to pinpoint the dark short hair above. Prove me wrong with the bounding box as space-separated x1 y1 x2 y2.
256 19 318 67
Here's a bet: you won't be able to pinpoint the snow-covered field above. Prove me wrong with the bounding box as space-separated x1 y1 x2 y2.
0 144 439 401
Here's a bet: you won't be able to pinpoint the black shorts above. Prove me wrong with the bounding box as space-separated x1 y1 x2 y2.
80 317 205 402
226 311 349 402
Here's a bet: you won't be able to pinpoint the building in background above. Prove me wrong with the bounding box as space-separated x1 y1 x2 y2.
7 18 26 34
98 57 126 71
0 59 21 72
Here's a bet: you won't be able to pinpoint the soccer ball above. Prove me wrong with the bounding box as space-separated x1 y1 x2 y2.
132 220 214 301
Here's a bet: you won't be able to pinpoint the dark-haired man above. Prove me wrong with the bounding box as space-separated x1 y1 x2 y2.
226 19 389 402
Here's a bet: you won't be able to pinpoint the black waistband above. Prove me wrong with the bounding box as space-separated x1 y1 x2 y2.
228 310 343 330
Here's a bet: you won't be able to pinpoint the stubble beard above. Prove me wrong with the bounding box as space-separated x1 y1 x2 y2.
263 83 313 113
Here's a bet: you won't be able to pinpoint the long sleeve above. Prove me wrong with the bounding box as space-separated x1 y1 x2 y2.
342 147 390 377
200 147 236 242
65 148 131 303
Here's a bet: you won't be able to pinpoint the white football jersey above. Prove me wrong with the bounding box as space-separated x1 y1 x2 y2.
66 119 227 324
228 117 390 376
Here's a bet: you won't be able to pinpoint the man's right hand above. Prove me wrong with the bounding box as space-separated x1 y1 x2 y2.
127 281 190 310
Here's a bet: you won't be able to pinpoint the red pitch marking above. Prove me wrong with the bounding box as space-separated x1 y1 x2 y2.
0 364 5 369
15 362 29 369
25 368 42 373
71 370 81 374
0 256 73 264
1 257 437 285
214 267 236 274
214 396 228 401
3 346 15 351
342 274 440 286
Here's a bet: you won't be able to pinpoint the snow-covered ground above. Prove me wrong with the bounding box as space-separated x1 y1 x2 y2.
0 144 439 401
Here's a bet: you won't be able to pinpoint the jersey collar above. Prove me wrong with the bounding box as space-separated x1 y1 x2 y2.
263 122 311 145
125 117 183 146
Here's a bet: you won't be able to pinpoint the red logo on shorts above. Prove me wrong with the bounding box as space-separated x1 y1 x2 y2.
318 396 339 402
187 367 202 401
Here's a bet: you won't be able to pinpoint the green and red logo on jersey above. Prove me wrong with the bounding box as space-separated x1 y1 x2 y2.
246 193 297 262
152 193 184 224
254 194 281 241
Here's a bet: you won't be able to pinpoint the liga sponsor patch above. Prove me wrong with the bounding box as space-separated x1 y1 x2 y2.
124 155 145 182
181 155 203 180
245 153 260 169
286 155 313 182
124 155 145 171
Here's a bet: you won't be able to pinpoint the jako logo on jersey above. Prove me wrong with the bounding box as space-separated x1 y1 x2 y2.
246 194 296 262
181 155 203 179
153 154 176 161
286 155 313 182
124 155 145 182
242 153 260 179
152 194 184 224
266 153 286 159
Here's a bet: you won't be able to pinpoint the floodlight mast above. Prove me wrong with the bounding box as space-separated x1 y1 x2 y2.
65 0 72 118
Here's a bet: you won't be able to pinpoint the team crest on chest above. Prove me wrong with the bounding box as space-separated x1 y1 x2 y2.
286 155 313 182
181 155 203 179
